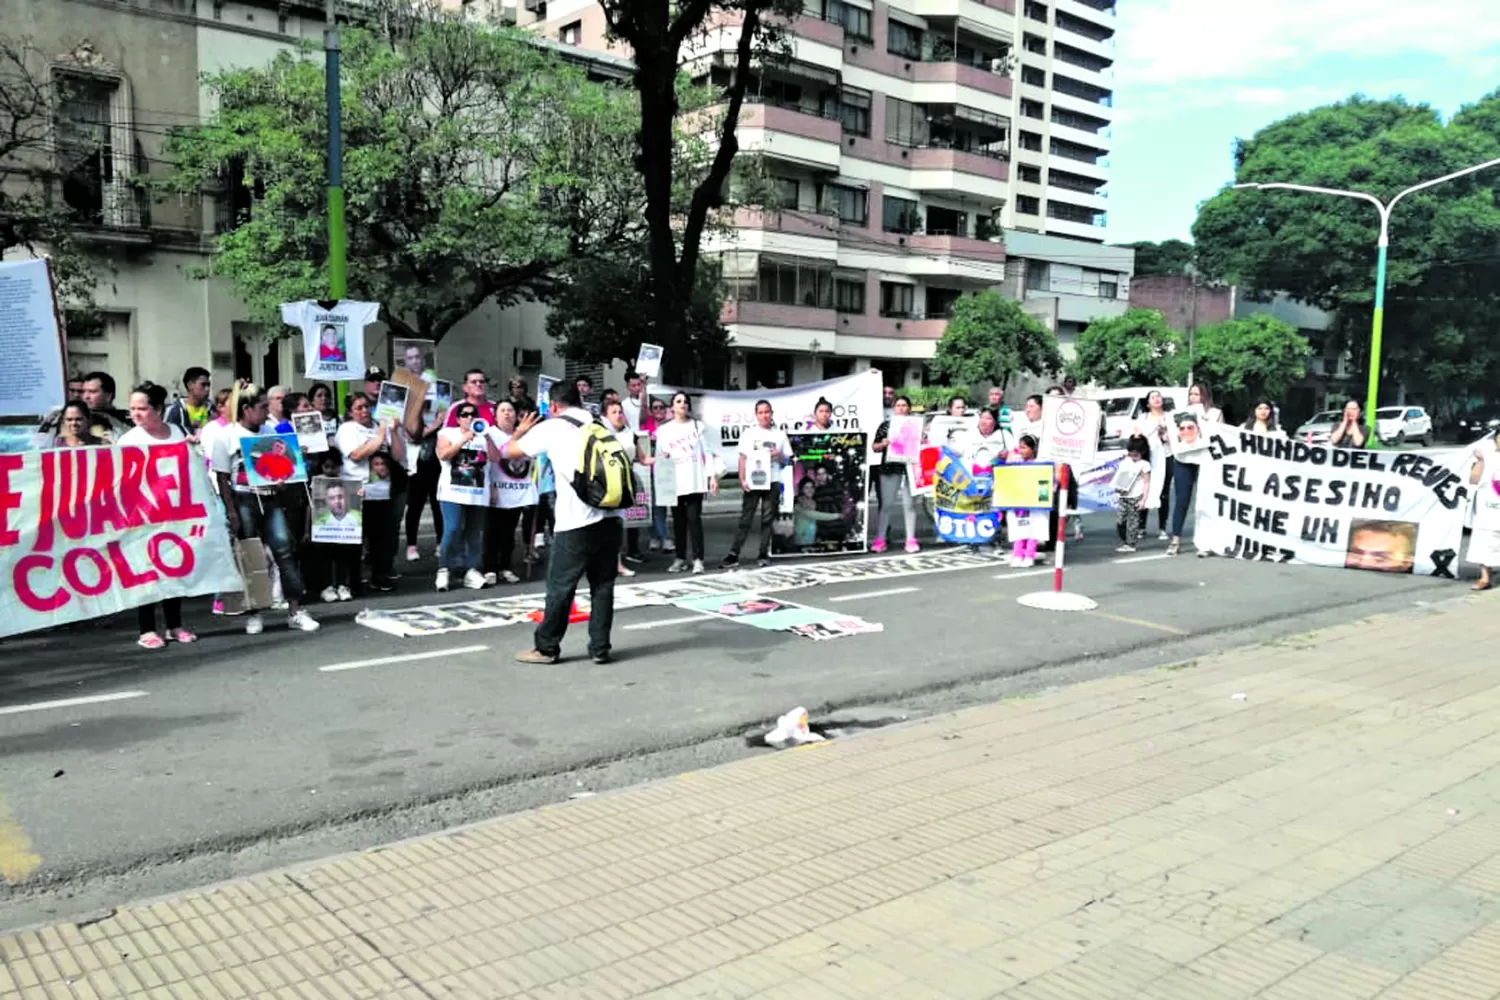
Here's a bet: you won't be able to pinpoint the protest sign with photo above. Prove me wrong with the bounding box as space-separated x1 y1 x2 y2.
284 299 378 381
992 462 1055 510
374 380 408 425
634 343 663 380
1075 454 1124 512
536 374 559 417
773 432 867 557
238 433 308 488
0 442 243 637
924 414 978 449
885 414 923 463
1039 396 1100 466
424 379 453 423
0 258 67 420
438 436 489 506
488 448 539 509
310 476 363 544
1194 424 1469 577
365 454 393 500
292 412 329 454
1171 407 1212 462
392 338 437 383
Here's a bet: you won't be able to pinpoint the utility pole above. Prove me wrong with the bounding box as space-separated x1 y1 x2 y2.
325 0 349 414
1187 271 1198 386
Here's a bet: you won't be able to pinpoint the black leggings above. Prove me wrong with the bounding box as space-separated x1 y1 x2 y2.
485 505 534 575
137 599 181 635
405 457 442 547
673 494 705 561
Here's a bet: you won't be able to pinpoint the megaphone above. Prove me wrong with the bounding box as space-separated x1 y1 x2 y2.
471 418 489 435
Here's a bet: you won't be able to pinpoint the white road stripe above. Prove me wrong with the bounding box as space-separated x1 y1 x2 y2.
828 587 921 603
623 615 714 631
1111 553 1173 564
319 645 490 673
0 691 149 716
991 568 1057 581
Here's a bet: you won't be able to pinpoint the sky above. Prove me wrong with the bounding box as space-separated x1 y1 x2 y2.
1104 0 1500 245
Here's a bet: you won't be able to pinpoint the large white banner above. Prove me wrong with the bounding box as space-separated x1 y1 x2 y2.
1195 424 1470 579
0 442 243 637
649 371 884 467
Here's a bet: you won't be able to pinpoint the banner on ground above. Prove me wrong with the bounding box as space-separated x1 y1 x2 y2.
648 371 883 468
1194 424 1470 577
0 442 243 637
774 431 867 557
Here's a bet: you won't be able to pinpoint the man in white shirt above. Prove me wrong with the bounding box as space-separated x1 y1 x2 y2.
501 381 623 665
622 372 645 434
720 399 792 569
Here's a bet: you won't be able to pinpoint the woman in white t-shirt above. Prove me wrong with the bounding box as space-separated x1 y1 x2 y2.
433 401 490 592
653 391 718 574
483 401 537 585
335 392 406 590
118 382 197 649
1133 390 1173 543
1169 381 1225 557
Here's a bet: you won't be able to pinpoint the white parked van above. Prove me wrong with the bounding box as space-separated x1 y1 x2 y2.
1093 386 1191 450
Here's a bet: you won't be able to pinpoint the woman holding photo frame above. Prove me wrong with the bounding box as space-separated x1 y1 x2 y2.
870 395 921 554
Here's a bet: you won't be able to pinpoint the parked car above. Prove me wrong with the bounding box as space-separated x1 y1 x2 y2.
1373 406 1432 446
1095 386 1190 450
1457 409 1500 442
1295 409 1343 444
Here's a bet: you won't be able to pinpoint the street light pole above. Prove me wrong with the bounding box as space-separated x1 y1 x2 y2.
1233 156 1500 446
325 0 348 416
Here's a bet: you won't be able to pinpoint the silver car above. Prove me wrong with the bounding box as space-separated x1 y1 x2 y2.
1295 409 1343 444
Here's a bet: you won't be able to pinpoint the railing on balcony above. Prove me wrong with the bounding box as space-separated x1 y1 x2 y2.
1053 42 1113 74
1070 0 1115 12
1052 73 1113 105
1048 174 1107 197
741 93 843 123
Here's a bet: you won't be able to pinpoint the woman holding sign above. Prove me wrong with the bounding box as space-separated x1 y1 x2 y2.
1168 382 1224 557
655 391 718 574
870 395 921 554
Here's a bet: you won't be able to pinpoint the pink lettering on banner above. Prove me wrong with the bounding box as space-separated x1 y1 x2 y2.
0 453 22 546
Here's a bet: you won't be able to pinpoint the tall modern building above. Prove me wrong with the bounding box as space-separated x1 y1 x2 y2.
513 0 1127 389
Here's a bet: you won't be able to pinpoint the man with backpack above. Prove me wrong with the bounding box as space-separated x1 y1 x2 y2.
501 380 636 665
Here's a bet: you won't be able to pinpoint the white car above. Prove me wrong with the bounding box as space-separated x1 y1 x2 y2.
1373 406 1432 446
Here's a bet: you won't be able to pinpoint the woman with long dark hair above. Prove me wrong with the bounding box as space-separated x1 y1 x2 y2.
52 400 102 448
654 390 718 573
1169 381 1224 557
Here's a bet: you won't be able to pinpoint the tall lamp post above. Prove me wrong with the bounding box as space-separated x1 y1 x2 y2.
325 0 348 415
1233 156 1500 446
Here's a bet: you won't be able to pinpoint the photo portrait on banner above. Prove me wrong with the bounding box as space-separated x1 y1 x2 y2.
438 436 489 507
393 338 437 384
374 381 409 425
284 299 378 381
424 379 453 423
238 433 308 488
773 431 868 557
292 412 329 454
310 476 363 544
1193 423 1470 577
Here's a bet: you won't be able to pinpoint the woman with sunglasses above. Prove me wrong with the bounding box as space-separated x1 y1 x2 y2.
644 395 672 553
434 402 491 591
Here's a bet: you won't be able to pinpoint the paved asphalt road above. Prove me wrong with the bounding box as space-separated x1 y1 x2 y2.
0 510 1472 931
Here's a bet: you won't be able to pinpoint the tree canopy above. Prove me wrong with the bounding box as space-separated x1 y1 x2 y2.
1072 308 1187 388
1192 92 1500 405
1117 239 1195 277
928 291 1062 391
1191 314 1310 418
164 7 644 341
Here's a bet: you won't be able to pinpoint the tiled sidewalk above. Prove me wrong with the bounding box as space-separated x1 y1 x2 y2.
7 597 1500 1000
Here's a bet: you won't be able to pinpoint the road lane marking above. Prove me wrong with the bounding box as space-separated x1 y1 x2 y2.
319 645 490 673
988 568 1056 582
0 796 39 884
1111 553 1173 564
828 587 920 603
623 615 714 631
0 691 149 716
1090 611 1188 635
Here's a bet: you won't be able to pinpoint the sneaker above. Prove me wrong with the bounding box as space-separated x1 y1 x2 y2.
1021 557 1035 568
270 599 289 612
320 586 339 603
336 586 352 602
516 648 560 664
905 539 921 554
720 553 739 568
369 579 396 593
137 632 165 650
667 559 688 574
406 545 420 562
692 559 705 575
211 599 225 616
648 538 662 552
1158 531 1169 541
1072 524 1085 542
1007 554 1022 568
435 568 450 592
591 651 612 665
500 570 520 584
534 533 547 549
171 628 198 644
870 537 887 554
756 558 772 568
483 572 499 586
463 568 486 590
1116 544 1137 554
624 553 645 565
245 614 264 636
287 610 321 632
617 563 636 578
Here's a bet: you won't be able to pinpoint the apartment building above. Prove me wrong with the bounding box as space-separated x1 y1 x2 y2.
519 0 1123 387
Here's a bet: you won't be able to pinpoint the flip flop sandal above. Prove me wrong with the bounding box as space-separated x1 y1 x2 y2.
137 633 166 650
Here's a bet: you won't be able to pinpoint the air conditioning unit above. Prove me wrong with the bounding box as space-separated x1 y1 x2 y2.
513 347 544 370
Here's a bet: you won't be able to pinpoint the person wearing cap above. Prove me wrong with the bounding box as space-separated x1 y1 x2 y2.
363 366 388 398
508 376 536 415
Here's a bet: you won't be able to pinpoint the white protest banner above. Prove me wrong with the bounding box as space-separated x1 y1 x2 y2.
648 371 883 469
0 258 67 419
0 442 242 637
1039 396 1100 466
1195 423 1470 578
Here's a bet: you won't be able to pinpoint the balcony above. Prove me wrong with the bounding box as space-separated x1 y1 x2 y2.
898 0 1017 41
911 60 1013 102
908 230 1007 263
737 99 843 171
731 207 841 241
1055 0 1115 28
839 311 949 340
722 299 838 332
1049 119 1112 150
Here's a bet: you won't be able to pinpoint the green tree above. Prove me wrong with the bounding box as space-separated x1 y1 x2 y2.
1191 314 1310 417
163 7 643 340
1072 308 1188 387
1117 239 1195 277
0 35 101 309
1192 93 1500 404
546 251 730 384
929 291 1062 391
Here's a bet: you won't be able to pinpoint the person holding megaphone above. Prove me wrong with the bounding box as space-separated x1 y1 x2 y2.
434 402 492 591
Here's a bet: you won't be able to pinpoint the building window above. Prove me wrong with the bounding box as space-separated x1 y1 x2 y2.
772 176 800 210
1047 200 1103 225
827 0 872 40
1020 99 1045 120
1054 42 1112 73
822 183 868 225
1099 280 1118 299
1050 137 1104 164
55 72 131 227
1025 1 1048 21
881 195 920 234
1023 33 1047 54
884 96 926 147
1016 195 1041 216
1021 65 1046 87
1049 169 1102 195
1026 262 1049 290
743 255 834 307
887 21 923 60
559 20 582 44
1019 164 1042 184
833 86 871 137
834 277 866 314
927 287 963 318
1052 107 1109 133
879 282 915 318
925 205 969 237
1018 130 1043 152
1053 73 1113 106
214 155 264 234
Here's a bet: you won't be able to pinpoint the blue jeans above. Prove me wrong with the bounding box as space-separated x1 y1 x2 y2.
438 500 486 571
233 493 304 601
651 505 669 543
1171 460 1199 538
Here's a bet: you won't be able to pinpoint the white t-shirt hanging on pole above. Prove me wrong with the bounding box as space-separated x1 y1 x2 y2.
282 299 380 382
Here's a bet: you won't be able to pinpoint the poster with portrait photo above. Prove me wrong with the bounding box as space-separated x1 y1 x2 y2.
392 338 437 384
365 452 394 500
373 380 408 425
924 414 978 449
439 439 490 506
772 431 868 558
424 379 453 423
634 343 664 380
536 374 559 417
310 476 363 544
292 411 329 454
238 433 308 488
1171 407 1211 462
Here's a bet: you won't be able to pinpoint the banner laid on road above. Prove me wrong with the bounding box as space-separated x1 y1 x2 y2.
0 442 243 637
1194 424 1470 577
649 371 884 467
